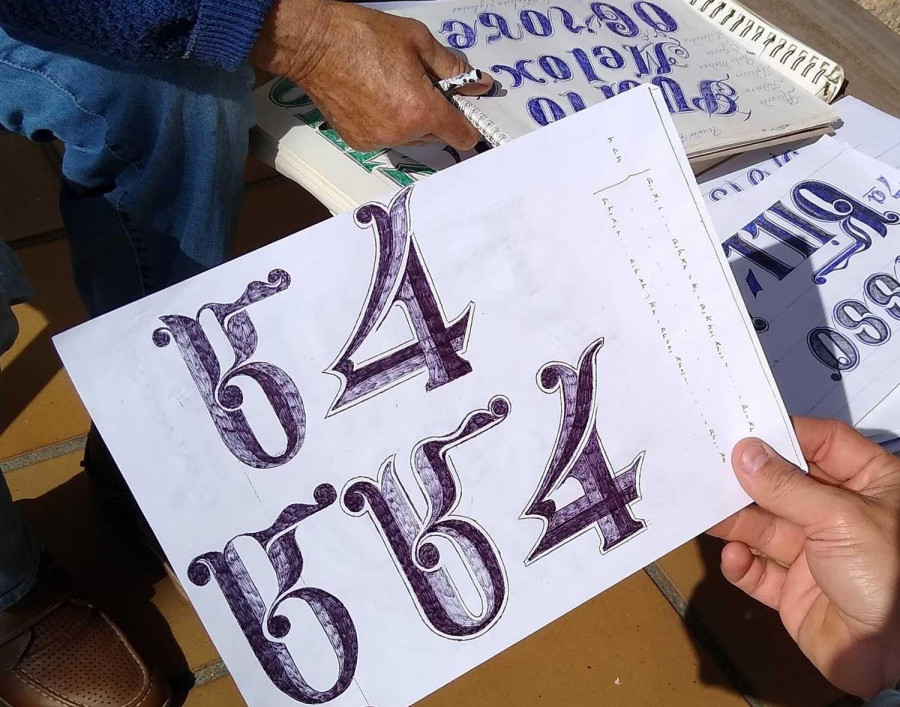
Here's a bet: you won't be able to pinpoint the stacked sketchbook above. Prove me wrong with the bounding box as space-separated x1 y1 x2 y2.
253 0 844 213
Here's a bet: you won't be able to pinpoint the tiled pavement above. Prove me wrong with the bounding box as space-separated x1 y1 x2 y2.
0 132 863 707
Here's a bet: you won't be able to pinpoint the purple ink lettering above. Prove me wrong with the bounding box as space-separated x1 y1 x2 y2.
563 91 588 112
625 40 688 78
188 487 358 703
523 339 645 563
153 270 306 469
569 47 603 82
342 396 510 639
491 59 548 87
539 54 573 81
527 96 568 125
651 76 693 113
692 78 741 115
593 44 626 70
327 187 474 414
478 12 523 42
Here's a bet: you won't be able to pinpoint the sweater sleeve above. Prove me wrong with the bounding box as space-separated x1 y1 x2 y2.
0 0 276 69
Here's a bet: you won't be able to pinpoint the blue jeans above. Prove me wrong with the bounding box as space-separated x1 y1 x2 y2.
0 27 254 610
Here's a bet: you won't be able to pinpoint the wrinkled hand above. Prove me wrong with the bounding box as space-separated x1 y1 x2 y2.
250 0 493 150
709 417 900 698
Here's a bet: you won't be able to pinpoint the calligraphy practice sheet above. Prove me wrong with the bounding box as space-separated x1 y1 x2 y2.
707 141 900 430
56 87 801 707
700 97 900 205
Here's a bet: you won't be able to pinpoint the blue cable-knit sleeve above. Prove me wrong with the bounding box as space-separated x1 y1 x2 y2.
0 0 276 69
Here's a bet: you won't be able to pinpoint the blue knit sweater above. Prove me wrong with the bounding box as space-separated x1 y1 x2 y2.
0 0 275 69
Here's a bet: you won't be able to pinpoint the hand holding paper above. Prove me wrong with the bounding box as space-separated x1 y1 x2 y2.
711 418 900 699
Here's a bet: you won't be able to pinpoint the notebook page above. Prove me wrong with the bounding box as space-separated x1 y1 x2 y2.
55 86 800 707
707 143 900 427
390 0 837 156
699 97 900 205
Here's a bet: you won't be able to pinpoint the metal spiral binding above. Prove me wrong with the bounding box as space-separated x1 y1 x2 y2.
450 95 511 147
686 0 844 102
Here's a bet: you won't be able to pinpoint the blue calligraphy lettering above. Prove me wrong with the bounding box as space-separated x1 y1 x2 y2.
633 1 679 32
478 12 523 42
440 20 477 49
588 3 640 37
521 9 554 36
539 54 573 81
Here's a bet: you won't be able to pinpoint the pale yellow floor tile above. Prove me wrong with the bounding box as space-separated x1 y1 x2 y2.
0 134 63 242
418 570 748 707
0 239 90 461
182 676 246 707
657 538 845 707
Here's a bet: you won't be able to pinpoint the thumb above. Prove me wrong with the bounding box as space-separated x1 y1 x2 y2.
732 439 847 529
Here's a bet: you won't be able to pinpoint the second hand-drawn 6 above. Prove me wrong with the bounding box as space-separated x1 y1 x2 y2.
342 396 511 640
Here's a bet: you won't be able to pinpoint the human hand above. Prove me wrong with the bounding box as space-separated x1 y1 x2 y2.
709 417 900 698
249 0 493 150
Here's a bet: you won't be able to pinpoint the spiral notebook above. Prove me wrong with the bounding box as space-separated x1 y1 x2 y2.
388 0 842 165
253 0 844 212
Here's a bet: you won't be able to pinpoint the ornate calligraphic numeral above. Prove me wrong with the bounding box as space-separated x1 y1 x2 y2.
153 270 306 468
523 338 645 563
865 259 900 320
342 396 510 639
188 487 358 704
807 326 860 382
328 187 474 414
834 298 892 346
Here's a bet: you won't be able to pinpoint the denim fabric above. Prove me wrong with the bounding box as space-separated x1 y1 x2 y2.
868 691 900 707
0 28 253 609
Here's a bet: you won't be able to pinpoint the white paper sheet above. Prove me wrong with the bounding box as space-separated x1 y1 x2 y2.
700 96 900 205
707 142 900 428
55 86 801 707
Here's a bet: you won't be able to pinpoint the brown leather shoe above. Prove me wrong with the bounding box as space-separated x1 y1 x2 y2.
0 565 170 707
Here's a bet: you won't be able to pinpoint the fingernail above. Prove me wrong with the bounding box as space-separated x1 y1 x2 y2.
740 441 769 474
476 69 493 86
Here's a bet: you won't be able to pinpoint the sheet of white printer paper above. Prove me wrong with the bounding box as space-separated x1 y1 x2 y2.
700 97 900 205
707 141 900 429
55 86 802 707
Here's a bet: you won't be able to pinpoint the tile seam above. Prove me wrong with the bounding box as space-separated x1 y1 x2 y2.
0 434 88 473
644 562 763 707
